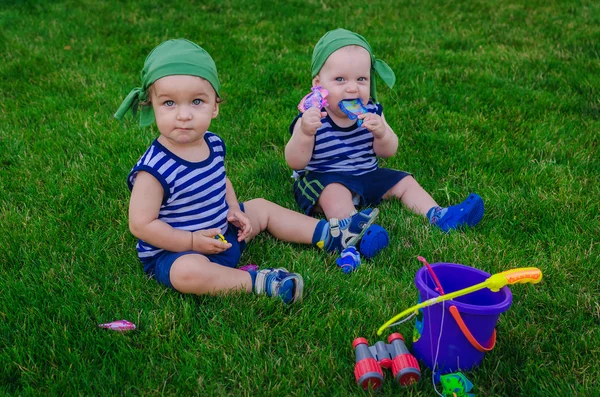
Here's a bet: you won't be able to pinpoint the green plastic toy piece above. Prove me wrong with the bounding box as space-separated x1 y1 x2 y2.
440 372 475 397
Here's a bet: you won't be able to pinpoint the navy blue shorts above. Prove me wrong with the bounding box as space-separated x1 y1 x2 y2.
147 205 247 289
293 168 410 215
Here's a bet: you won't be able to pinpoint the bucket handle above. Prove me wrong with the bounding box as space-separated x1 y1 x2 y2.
449 306 496 352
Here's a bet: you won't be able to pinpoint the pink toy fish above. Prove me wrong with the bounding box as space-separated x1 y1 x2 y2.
98 320 136 331
298 85 329 112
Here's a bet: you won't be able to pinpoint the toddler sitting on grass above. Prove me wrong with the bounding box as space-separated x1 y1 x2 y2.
285 29 485 259
114 39 379 304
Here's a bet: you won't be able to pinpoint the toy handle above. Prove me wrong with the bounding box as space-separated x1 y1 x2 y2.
486 267 542 292
449 306 496 352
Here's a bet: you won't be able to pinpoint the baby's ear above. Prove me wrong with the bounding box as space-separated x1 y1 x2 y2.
212 101 219 119
312 75 320 87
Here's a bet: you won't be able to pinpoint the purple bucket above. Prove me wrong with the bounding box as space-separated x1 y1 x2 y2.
412 263 512 374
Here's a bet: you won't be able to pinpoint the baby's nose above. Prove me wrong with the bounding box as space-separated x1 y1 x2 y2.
346 82 359 92
177 105 193 119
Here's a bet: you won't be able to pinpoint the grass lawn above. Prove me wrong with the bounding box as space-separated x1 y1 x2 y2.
1 0 598 395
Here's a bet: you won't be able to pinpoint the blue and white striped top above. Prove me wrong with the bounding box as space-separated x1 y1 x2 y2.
290 101 383 176
127 132 229 266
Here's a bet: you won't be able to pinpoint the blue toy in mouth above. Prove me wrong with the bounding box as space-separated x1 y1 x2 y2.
339 98 369 126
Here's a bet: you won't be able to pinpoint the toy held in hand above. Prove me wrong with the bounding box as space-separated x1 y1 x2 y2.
298 85 329 112
98 320 136 332
339 98 369 126
214 234 228 244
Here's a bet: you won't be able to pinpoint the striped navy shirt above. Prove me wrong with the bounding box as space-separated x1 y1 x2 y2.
290 101 383 176
127 132 229 266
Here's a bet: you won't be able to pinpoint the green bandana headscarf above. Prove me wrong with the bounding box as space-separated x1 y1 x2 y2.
311 28 395 102
114 39 221 127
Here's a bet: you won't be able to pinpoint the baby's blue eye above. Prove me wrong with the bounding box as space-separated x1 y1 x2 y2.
164 100 175 107
335 77 344 82
192 99 203 105
358 77 367 82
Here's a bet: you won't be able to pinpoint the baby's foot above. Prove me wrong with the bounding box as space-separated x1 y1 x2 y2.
428 193 484 233
254 268 304 304
325 208 379 252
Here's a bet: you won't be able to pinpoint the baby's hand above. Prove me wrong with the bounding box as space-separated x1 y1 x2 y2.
227 209 252 242
300 107 327 136
191 228 232 254
358 113 387 139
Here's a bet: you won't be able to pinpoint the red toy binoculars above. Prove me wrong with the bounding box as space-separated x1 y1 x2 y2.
352 333 421 391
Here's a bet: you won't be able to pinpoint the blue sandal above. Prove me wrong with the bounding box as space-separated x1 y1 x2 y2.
433 193 485 233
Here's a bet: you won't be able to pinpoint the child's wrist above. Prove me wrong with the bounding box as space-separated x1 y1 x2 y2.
373 129 387 140
227 202 241 212
298 119 312 137
299 126 315 138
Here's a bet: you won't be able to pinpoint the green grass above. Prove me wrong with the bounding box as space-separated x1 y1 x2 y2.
1 0 598 395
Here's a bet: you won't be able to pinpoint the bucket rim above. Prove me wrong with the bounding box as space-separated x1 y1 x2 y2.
415 262 513 315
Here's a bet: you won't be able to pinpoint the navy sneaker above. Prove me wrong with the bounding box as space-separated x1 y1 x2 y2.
254 268 304 304
433 193 485 233
326 208 379 252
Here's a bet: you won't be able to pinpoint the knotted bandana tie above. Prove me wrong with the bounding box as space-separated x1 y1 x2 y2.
114 39 221 127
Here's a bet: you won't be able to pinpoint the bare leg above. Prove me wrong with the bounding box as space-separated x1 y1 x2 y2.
315 183 356 220
170 253 252 295
383 176 438 216
243 198 321 243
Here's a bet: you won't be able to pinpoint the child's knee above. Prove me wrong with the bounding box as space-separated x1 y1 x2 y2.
246 197 269 207
318 184 355 218
245 197 272 212
320 183 352 203
385 176 419 198
169 255 210 291
244 198 274 217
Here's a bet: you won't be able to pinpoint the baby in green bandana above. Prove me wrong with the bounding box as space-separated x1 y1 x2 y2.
285 29 485 256
115 39 380 303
